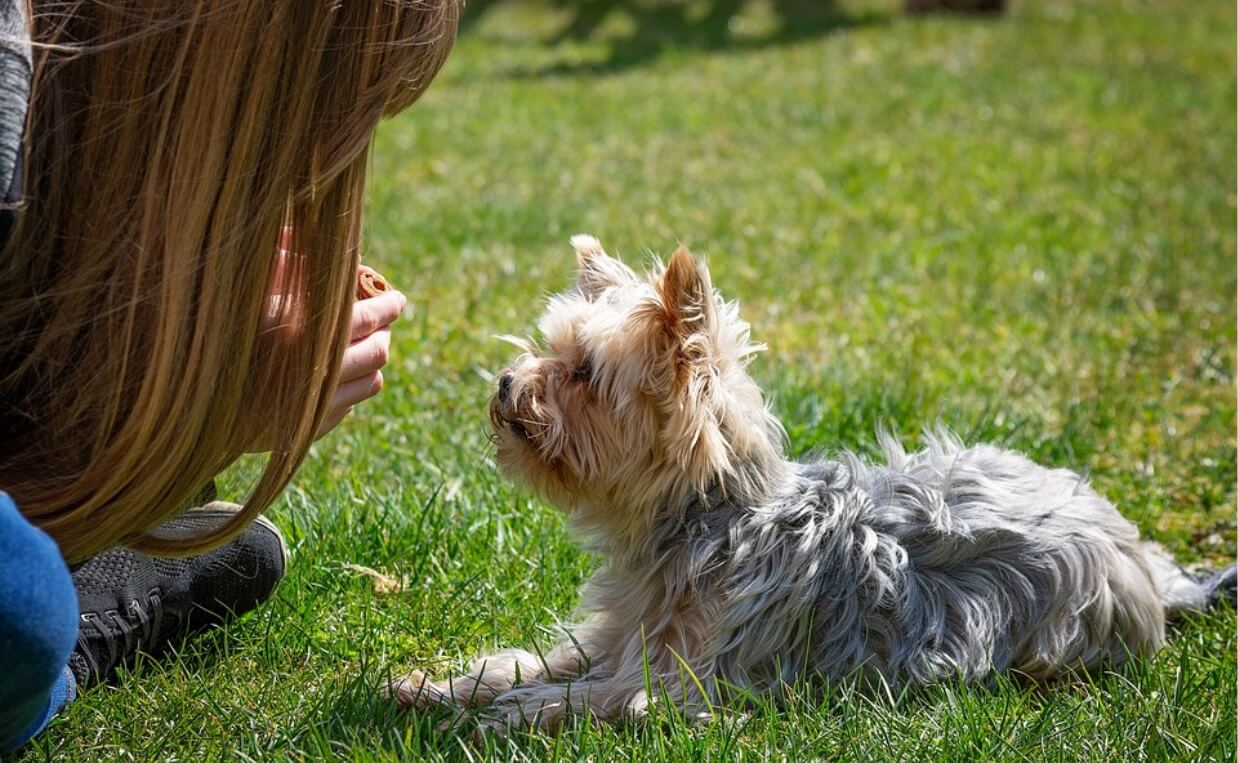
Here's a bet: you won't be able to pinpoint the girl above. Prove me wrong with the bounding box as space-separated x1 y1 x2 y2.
0 0 458 750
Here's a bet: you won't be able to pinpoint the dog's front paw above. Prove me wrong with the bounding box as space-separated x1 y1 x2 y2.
387 669 457 710
474 683 609 739
470 699 565 743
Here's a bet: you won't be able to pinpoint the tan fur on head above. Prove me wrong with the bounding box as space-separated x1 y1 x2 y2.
572 234 640 296
489 236 785 550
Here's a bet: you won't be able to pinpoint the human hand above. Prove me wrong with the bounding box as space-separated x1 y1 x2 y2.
317 265 406 437
256 234 406 449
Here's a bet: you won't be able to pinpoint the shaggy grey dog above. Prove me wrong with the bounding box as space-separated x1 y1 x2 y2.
391 237 1234 734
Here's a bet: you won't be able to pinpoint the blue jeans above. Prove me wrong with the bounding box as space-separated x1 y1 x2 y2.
0 492 77 752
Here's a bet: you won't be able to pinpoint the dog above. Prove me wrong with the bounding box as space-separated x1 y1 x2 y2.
391 235 1235 735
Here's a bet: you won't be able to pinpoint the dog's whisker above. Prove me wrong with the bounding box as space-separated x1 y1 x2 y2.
493 333 539 355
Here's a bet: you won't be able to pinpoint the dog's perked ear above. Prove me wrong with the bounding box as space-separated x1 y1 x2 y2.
571 234 638 297
658 245 717 342
656 246 732 491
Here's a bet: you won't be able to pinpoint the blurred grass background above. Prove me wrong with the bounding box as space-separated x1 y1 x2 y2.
25 0 1236 760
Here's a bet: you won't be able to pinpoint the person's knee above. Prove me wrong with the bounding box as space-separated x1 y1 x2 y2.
0 492 78 699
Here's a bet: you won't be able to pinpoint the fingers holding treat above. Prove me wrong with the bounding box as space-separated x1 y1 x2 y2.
353 265 405 338
314 267 404 438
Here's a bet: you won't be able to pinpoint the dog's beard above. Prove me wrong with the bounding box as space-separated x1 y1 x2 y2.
489 390 568 500
490 396 530 443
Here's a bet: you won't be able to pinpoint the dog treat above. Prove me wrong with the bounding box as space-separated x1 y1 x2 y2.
357 270 391 300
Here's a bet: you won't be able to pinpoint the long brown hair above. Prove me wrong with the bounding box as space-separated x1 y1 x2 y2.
0 0 458 561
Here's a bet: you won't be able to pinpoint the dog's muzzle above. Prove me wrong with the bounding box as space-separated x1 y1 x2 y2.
492 372 531 442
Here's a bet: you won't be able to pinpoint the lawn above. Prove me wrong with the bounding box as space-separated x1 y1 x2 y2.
22 0 1236 760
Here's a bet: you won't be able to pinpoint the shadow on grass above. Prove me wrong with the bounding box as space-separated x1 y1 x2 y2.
464 0 890 78
277 668 489 760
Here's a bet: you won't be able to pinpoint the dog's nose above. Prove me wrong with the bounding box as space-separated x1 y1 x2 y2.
498 372 514 404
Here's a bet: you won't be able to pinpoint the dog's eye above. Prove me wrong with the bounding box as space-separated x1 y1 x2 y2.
572 355 593 382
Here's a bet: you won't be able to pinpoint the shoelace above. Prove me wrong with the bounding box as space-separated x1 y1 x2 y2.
75 588 166 678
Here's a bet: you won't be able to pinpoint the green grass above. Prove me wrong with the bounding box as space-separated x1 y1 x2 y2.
22 0 1236 759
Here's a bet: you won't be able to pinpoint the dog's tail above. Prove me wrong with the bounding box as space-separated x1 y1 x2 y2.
1144 544 1237 616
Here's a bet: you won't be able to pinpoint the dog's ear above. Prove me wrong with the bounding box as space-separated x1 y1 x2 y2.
572 234 637 296
656 246 730 489
658 245 717 343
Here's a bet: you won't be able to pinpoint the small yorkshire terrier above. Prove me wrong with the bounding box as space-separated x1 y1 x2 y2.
391 236 1235 734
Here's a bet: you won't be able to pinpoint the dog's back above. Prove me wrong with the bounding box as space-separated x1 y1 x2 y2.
670 430 1222 691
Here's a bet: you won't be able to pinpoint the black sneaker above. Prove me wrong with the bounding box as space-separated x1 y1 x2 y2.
68 501 287 688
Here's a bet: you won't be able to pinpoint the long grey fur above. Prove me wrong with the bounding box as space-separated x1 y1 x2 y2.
626 428 1224 698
